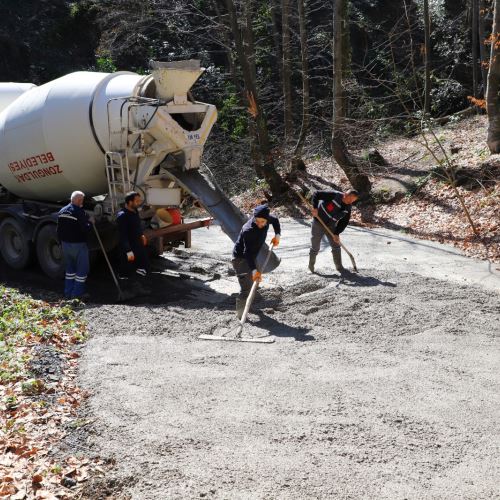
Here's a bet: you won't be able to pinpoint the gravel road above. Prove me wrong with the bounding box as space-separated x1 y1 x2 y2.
72 221 499 499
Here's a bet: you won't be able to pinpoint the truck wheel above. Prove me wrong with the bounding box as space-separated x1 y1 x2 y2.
36 224 64 279
0 218 32 269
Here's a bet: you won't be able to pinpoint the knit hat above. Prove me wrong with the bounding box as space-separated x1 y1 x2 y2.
253 204 270 220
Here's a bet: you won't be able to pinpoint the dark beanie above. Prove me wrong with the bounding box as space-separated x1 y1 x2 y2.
253 204 270 220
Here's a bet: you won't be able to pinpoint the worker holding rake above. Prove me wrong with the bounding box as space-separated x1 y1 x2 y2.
232 204 281 319
309 189 359 274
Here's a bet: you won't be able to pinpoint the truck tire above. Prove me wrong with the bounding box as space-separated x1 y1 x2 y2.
0 217 32 270
36 224 64 279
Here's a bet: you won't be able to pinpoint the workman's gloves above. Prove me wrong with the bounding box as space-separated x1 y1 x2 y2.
127 251 135 262
252 270 262 282
271 235 280 247
141 235 148 247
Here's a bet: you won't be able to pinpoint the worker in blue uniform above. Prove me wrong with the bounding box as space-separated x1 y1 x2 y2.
57 190 93 300
116 191 149 289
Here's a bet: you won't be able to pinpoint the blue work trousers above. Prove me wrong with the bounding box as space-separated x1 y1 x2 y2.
61 242 89 298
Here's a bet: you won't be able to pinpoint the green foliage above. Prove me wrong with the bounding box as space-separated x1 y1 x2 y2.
0 286 86 383
95 55 117 73
430 79 467 116
69 2 80 17
218 85 247 141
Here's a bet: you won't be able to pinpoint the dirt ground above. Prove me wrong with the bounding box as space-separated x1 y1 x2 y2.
61 221 500 500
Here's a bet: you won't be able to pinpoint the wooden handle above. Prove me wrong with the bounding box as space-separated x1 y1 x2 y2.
92 223 123 293
239 242 275 326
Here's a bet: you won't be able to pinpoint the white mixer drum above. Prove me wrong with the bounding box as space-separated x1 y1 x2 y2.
0 83 36 114
0 71 143 202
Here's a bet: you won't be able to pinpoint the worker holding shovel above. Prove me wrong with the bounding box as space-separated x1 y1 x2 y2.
117 191 150 293
232 204 281 319
309 189 359 273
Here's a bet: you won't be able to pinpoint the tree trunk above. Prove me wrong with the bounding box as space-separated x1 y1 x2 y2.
243 0 262 177
479 0 491 94
332 0 371 196
423 0 431 115
243 0 257 83
487 0 500 152
281 0 293 144
224 0 287 195
472 0 479 98
270 0 283 84
292 0 309 167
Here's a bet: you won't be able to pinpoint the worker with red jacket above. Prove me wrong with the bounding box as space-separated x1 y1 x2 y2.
309 189 359 273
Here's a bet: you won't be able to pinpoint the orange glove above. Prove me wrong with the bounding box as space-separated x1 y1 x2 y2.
252 270 262 282
127 251 135 262
141 235 148 247
271 235 280 247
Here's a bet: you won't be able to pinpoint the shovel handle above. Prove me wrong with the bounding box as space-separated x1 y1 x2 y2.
238 242 275 327
92 223 123 294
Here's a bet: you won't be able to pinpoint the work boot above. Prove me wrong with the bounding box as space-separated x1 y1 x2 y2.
332 247 345 273
308 253 316 273
236 298 246 320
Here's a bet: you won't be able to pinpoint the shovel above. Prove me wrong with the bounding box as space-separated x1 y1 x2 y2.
199 241 276 343
92 222 133 302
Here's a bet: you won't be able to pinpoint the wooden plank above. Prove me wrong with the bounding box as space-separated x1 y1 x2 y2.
198 334 275 344
144 217 212 239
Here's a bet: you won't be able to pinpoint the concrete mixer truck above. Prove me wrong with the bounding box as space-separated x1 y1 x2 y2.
0 60 279 279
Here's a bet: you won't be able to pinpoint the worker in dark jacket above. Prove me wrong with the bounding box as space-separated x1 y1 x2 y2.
116 191 149 285
309 189 359 273
232 204 281 318
57 190 93 299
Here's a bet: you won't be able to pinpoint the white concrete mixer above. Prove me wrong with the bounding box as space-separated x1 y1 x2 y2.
0 61 280 279
0 60 216 209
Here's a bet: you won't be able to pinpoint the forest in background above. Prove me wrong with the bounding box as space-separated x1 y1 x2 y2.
0 0 498 260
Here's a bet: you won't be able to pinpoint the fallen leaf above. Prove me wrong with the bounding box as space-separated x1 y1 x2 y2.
0 483 17 495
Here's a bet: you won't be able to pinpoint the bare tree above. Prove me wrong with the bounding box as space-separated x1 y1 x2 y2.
270 0 283 84
332 0 371 196
472 0 480 97
292 0 310 168
487 0 500 152
282 0 293 144
223 0 287 195
423 0 431 114
479 0 492 94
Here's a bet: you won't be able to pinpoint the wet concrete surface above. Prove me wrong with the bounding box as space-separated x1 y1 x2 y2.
2 220 499 499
